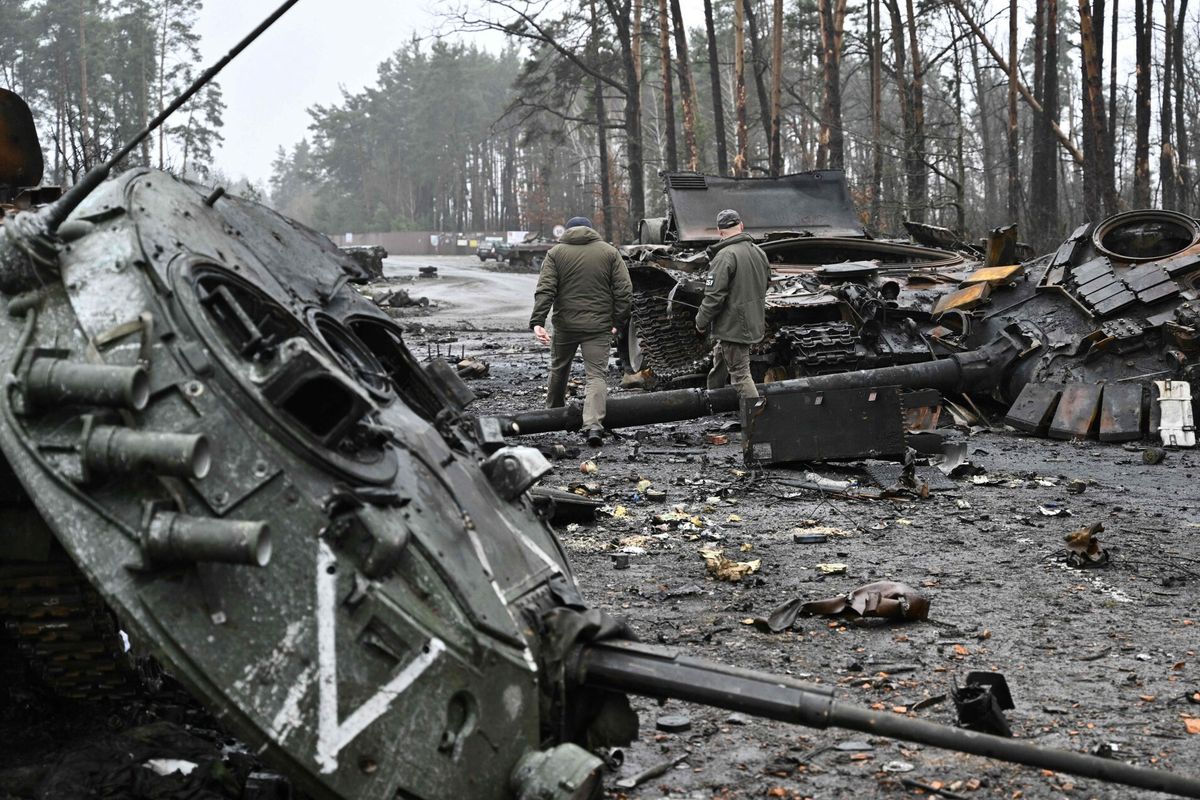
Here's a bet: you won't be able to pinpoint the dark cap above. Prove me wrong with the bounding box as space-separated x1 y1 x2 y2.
716 209 742 229
566 216 592 229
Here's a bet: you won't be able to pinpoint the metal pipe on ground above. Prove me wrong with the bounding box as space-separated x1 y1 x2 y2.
576 640 1200 798
504 328 1029 435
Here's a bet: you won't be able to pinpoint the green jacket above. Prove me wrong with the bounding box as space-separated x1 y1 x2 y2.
694 233 772 344
529 227 632 340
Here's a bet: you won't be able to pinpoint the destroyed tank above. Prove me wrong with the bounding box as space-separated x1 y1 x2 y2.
612 170 1197 446
6 166 1200 800
2 8 1200 798
620 169 1000 385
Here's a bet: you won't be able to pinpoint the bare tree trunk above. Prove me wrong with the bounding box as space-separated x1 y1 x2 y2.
733 0 749 177
1078 0 1116 216
969 36 997 225
1007 0 1019 222
1174 0 1191 211
769 0 783 176
743 0 773 161
885 0 911 215
703 0 729 175
1162 0 1177 209
1133 0 1152 206
657 0 678 171
869 0 883 226
669 0 700 171
158 2 168 170
904 0 926 221
952 36 966 233
1108 0 1118 166
608 0 647 228
592 0 614 239
632 0 642 86
78 0 92 171
817 0 848 170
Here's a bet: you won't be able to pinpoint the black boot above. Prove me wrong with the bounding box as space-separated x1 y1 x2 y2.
585 428 604 448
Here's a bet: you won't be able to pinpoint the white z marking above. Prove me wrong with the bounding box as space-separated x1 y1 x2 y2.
314 541 445 773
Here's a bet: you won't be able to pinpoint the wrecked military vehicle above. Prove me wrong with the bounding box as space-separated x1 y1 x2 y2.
606 170 1197 447
2 8 1200 796
6 154 1200 800
620 170 995 385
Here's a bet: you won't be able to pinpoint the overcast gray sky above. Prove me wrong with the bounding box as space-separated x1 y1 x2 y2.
195 0 711 185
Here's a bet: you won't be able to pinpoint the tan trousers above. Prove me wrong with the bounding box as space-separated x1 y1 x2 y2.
546 333 611 429
707 341 759 398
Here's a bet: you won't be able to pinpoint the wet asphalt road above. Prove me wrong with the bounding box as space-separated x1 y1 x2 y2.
382 255 538 331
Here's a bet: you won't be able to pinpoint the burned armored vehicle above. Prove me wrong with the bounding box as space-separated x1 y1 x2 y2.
2 7 1200 796
6 160 1200 800
606 170 1197 447
620 170 1000 385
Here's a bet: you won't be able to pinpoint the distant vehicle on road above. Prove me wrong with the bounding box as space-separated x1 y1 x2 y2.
475 240 508 261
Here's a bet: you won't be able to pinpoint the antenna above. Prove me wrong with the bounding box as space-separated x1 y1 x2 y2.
42 0 304 232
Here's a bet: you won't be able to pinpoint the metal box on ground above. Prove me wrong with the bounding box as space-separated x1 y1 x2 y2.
740 385 907 465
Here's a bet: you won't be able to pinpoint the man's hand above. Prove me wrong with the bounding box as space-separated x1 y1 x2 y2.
533 325 551 345
611 327 618 335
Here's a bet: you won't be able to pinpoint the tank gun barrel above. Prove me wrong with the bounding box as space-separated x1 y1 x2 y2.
576 639 1200 798
504 327 1031 435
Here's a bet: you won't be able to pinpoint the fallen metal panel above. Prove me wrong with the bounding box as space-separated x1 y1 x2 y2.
1098 382 1145 442
665 170 866 244
741 385 906 464
1004 383 1064 435
1048 384 1103 439
1154 380 1196 447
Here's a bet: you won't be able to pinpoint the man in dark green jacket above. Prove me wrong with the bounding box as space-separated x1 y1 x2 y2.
530 216 633 447
694 209 772 398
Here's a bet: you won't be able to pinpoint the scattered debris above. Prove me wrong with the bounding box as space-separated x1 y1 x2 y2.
755 581 930 632
580 460 598 474
456 357 489 379
655 714 692 733
953 672 1015 737
1143 446 1168 464
699 548 761 581
614 755 689 791
377 287 430 308
816 563 848 575
1064 522 1109 567
417 265 438 278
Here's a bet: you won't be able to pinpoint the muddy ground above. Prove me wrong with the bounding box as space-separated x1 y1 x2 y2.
2 255 1198 799
390 256 1200 799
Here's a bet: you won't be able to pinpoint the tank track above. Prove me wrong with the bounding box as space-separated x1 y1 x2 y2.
629 288 710 381
776 322 864 374
0 561 144 703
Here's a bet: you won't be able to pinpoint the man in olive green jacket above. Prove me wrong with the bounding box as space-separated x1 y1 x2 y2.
530 216 633 447
694 209 771 398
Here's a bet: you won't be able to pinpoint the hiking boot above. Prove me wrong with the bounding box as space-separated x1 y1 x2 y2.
585 428 604 448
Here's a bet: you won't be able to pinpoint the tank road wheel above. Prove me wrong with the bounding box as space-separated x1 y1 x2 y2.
622 316 646 373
